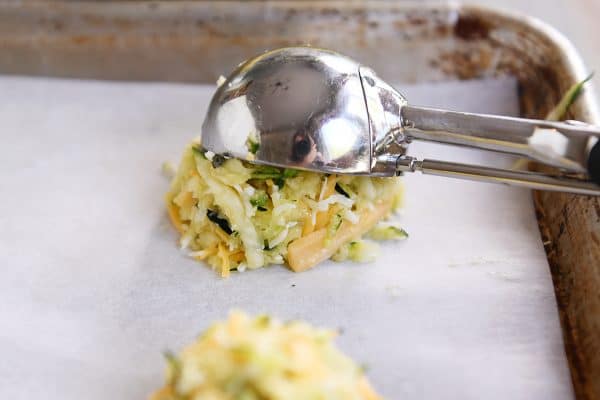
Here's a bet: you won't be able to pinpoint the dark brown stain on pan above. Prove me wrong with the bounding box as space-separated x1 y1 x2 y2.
454 15 490 40
537 65 562 94
594 199 600 222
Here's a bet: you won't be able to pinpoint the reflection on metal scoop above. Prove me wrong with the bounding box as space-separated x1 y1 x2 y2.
202 47 600 196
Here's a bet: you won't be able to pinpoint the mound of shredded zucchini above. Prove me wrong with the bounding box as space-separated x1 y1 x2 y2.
166 142 405 277
151 311 383 400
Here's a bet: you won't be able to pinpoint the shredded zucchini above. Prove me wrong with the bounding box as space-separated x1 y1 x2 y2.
512 73 594 170
325 213 344 246
166 142 405 276
245 132 260 155
333 240 380 263
367 225 409 241
545 72 593 121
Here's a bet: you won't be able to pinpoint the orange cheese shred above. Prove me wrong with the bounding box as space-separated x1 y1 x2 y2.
287 200 392 273
229 251 245 263
166 202 184 234
218 243 231 278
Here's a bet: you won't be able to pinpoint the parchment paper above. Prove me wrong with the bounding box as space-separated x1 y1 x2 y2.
0 76 574 399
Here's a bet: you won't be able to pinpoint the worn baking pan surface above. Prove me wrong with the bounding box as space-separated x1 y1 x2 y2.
0 1 598 399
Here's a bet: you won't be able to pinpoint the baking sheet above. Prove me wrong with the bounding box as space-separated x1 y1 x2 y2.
0 76 574 399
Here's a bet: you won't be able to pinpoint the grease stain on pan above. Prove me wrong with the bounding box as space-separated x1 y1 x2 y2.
454 14 491 40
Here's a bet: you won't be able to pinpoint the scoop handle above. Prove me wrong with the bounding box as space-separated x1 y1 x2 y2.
401 105 600 175
396 157 600 196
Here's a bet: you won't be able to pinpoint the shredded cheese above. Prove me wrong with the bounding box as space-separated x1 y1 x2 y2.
189 247 217 261
166 203 184 234
217 243 230 277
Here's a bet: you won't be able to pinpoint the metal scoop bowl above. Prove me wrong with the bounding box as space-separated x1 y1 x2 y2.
202 47 600 196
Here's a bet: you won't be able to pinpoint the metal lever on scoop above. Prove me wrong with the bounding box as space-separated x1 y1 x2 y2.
397 105 600 195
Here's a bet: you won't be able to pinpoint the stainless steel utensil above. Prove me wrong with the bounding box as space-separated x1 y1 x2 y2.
202 47 600 195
